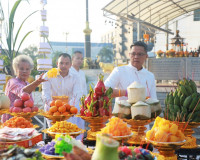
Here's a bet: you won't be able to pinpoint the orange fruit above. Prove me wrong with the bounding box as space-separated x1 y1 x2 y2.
62 112 69 116
55 100 63 107
62 102 66 105
53 112 61 116
50 100 56 107
49 106 58 113
58 106 67 113
64 103 71 112
70 107 78 114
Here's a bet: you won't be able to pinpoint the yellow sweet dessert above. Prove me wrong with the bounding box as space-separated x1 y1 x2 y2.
101 117 131 136
48 121 81 133
146 117 185 142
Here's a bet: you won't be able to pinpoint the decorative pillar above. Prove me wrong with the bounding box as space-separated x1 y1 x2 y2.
37 0 52 78
83 0 92 59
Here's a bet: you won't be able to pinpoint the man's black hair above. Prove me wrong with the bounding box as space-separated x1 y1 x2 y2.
72 51 83 58
130 41 148 52
58 53 71 61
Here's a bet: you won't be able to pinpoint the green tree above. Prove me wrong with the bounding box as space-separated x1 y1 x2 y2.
98 46 114 63
0 0 38 76
52 51 62 67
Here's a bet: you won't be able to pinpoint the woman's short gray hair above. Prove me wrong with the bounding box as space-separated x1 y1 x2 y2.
13 55 34 75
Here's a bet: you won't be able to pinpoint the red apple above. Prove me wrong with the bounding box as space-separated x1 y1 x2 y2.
32 106 39 112
14 99 23 108
24 100 34 108
9 107 14 112
23 107 32 113
12 107 22 113
20 92 30 101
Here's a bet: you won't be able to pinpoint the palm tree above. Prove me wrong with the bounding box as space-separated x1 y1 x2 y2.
0 0 38 76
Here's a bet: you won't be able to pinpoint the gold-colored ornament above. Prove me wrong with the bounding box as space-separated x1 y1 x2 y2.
77 115 110 141
8 110 39 122
123 118 155 145
146 138 185 160
173 122 200 148
39 110 75 124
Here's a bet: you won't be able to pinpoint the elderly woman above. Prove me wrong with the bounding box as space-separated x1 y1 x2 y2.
1 55 46 123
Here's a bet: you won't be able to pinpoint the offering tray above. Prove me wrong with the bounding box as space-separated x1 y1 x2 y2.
8 110 39 122
42 153 64 160
39 110 75 124
173 121 200 148
0 109 9 115
52 96 68 103
123 118 155 145
146 138 186 160
77 115 110 141
112 133 133 145
43 129 84 138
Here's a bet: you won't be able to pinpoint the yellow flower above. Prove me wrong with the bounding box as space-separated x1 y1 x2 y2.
47 68 61 78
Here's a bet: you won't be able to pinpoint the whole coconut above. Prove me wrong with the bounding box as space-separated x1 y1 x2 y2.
0 95 10 109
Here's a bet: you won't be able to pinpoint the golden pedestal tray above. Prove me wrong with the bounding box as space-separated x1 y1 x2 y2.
123 118 154 145
174 122 200 148
77 115 110 141
39 110 75 124
42 129 85 139
0 109 9 115
8 110 39 122
112 133 133 144
146 138 186 160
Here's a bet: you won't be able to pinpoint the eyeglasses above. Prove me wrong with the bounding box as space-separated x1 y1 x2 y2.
130 52 147 57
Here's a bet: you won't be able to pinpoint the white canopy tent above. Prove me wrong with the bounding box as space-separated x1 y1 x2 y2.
102 0 200 35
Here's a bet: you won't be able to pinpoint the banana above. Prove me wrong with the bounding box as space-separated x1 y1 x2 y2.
174 96 180 106
165 93 169 106
183 95 192 108
178 80 184 86
185 85 193 95
177 90 182 97
196 103 200 111
169 94 174 105
184 78 189 86
189 79 197 93
189 94 198 111
180 85 188 96
182 105 187 114
173 90 178 97
180 94 186 106
174 105 180 113
169 104 174 112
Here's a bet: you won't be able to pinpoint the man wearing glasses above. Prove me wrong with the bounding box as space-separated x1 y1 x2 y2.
105 41 157 111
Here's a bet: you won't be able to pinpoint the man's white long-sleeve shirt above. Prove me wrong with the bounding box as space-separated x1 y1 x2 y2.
105 63 157 101
42 70 82 109
70 66 87 97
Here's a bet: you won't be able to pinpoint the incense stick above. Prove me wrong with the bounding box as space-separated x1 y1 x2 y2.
146 81 151 98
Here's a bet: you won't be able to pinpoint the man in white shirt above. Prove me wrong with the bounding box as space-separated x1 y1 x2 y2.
105 41 157 113
42 54 83 135
70 51 87 97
